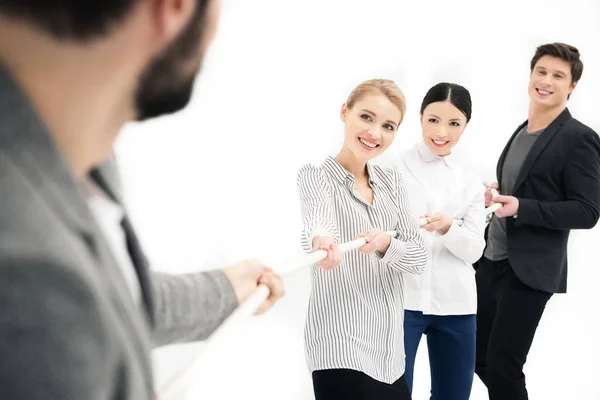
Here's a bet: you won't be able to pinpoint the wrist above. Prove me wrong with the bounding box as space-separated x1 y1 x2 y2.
311 236 320 248
376 234 392 253
439 219 452 235
222 267 249 304
312 235 328 250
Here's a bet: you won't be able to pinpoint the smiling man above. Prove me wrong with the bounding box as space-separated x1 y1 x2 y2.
474 43 600 399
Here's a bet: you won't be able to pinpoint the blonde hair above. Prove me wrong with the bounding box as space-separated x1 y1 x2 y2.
346 79 407 125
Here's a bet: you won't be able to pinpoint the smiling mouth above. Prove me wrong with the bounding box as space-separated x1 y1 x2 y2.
358 137 380 150
536 88 554 96
431 139 449 148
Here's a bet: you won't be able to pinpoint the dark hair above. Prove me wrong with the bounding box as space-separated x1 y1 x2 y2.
0 0 137 40
530 42 583 84
134 0 210 120
420 82 472 123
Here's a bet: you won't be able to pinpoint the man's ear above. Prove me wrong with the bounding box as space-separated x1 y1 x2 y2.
568 80 578 97
198 0 221 54
149 0 197 50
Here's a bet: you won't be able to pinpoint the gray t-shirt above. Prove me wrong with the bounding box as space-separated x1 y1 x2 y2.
484 125 543 260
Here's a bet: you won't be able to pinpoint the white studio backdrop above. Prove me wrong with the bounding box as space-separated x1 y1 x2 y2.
115 0 600 398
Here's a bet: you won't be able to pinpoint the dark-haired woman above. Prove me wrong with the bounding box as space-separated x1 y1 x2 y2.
392 83 487 399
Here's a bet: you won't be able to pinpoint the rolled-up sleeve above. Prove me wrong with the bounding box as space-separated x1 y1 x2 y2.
439 183 487 264
297 165 340 253
376 170 427 274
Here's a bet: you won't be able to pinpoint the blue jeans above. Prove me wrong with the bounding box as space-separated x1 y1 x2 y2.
404 310 476 400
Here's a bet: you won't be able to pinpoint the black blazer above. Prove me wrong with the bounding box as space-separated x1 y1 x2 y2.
498 108 600 293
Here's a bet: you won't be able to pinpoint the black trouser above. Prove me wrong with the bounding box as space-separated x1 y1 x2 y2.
312 369 411 400
475 257 553 400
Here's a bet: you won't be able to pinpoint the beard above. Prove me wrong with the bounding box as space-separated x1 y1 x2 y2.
134 1 209 121
134 56 200 121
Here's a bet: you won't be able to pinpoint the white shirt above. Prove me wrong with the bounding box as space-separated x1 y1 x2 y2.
392 142 486 315
84 179 142 306
297 157 427 384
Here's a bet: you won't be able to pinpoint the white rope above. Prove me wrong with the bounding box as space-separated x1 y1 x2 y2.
158 230 398 399
418 200 501 227
159 197 502 399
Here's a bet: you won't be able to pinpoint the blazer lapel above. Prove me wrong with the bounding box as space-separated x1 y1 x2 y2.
0 64 96 239
0 63 154 350
512 108 572 194
90 160 155 326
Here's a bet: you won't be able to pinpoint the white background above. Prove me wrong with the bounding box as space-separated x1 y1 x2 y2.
116 0 600 398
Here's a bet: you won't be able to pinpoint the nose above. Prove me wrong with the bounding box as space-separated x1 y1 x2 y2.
367 127 382 139
435 125 449 139
540 74 553 87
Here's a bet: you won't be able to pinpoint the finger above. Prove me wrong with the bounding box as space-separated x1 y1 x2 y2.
313 239 323 251
255 273 285 315
328 246 339 265
430 221 444 231
326 247 334 262
423 217 438 227
371 232 383 242
266 272 285 300
331 248 342 267
492 194 509 203
359 242 376 254
422 223 435 232
422 221 440 232
331 244 340 255
317 249 331 266
427 214 442 222
257 271 271 286
262 266 274 274
320 247 339 269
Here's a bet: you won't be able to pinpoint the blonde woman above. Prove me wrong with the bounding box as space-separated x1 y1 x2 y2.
297 79 427 399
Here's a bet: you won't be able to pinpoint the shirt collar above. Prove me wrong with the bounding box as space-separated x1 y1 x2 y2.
83 178 125 221
323 156 379 187
416 140 453 168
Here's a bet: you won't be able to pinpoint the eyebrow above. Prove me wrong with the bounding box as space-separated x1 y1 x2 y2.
428 113 462 122
361 109 399 127
536 66 567 76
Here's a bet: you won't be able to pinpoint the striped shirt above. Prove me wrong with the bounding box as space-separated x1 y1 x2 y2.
297 156 427 384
